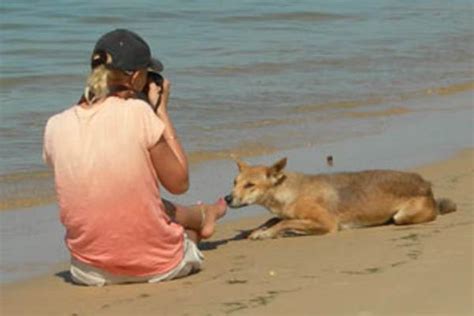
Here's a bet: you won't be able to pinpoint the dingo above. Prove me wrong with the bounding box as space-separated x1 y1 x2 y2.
224 158 456 240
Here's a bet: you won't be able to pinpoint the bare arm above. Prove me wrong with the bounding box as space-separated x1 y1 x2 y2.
148 79 189 194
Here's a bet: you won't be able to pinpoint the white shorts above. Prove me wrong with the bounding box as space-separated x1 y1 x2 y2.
70 234 203 286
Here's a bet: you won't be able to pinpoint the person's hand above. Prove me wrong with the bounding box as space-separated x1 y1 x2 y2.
147 79 171 116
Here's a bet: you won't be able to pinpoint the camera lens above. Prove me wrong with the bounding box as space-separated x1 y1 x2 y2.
148 72 164 87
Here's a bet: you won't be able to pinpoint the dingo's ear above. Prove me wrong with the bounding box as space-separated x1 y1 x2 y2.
233 157 249 172
270 157 287 173
267 158 287 184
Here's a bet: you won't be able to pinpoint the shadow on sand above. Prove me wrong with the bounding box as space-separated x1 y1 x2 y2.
199 230 251 251
55 270 77 285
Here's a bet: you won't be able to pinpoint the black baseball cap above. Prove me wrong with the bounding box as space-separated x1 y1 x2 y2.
92 29 163 72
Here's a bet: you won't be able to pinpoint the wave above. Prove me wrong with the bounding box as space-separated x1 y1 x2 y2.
188 140 278 165
176 55 380 77
295 81 474 114
0 23 38 31
77 15 131 25
186 81 474 134
216 11 349 23
0 74 84 90
0 170 51 182
0 170 55 211
343 106 411 119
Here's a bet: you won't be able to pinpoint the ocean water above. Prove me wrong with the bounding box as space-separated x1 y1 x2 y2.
1 0 473 209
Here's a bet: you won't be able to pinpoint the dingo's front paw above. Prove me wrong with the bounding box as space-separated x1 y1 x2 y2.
248 229 273 240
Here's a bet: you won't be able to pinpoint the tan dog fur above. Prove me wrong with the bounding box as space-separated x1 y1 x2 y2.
225 158 456 240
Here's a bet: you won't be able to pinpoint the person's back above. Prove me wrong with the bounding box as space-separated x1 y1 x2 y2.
44 29 226 286
44 96 184 276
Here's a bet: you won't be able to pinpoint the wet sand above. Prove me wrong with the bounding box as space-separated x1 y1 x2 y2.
1 148 472 316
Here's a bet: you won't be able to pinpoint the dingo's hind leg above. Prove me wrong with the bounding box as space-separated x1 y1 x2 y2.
393 196 437 225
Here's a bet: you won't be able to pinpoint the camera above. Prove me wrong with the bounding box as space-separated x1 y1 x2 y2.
143 72 164 111
147 72 164 87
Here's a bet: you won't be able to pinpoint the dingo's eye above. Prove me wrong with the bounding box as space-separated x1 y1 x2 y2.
244 182 255 189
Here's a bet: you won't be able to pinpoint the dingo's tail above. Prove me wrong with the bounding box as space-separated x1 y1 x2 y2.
436 198 457 215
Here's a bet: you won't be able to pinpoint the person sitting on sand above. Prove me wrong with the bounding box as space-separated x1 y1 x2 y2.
42 29 227 286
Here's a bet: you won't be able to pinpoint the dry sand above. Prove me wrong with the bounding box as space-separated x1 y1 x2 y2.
1 149 473 316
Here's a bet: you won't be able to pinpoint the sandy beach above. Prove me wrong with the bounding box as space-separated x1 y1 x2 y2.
2 2 473 315
1 147 472 315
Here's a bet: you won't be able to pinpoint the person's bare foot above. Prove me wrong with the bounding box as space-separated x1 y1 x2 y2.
200 198 227 239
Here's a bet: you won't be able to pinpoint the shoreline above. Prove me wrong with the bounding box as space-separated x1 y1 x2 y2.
1 148 472 315
1 84 473 211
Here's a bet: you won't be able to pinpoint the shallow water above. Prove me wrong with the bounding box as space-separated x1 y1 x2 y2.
0 0 473 208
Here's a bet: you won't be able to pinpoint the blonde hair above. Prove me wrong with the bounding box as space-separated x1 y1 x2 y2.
84 52 138 104
84 65 110 104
